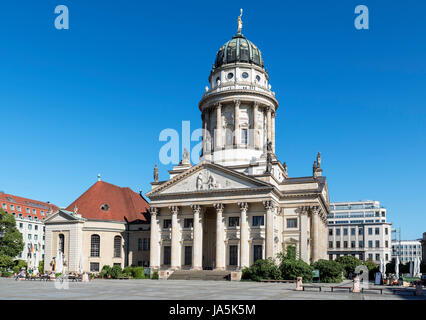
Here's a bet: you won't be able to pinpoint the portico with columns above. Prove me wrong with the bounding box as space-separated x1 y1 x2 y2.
146 12 330 273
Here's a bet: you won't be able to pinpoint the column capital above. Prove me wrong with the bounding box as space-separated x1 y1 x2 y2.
238 202 249 212
263 200 275 211
298 206 310 215
234 99 241 107
310 206 320 216
191 204 201 214
169 206 179 215
214 203 224 212
148 207 160 216
215 102 222 109
253 101 260 107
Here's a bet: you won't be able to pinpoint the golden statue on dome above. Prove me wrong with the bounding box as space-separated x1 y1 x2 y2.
237 8 243 34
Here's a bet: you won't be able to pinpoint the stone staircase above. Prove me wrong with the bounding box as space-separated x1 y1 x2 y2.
167 270 233 281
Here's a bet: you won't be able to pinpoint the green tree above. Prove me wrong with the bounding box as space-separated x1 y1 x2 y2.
110 265 123 279
362 260 379 279
0 255 14 271
0 209 24 258
39 260 44 274
336 255 363 278
311 259 344 283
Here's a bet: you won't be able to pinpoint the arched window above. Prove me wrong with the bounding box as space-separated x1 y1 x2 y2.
114 236 121 258
90 234 100 257
58 234 65 253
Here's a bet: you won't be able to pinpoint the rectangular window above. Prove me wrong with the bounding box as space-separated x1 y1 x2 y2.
344 241 348 248
375 254 380 261
351 228 356 236
90 263 99 272
385 240 388 248
359 228 363 235
26 208 30 213
375 228 380 235
34 235 38 241
368 254 373 260
184 246 192 266
163 246 171 265
368 241 373 248
35 225 38 231
17 206 21 212
143 238 150 251
368 228 372 235
328 229 333 236
28 224 32 230
241 128 248 145
1 203 6 210
351 241 356 248
329 254 333 260
253 245 262 263
336 229 341 236
286 218 297 229
385 228 388 235
184 218 194 228
10 204 15 211
336 241 340 248
329 241 333 248
343 228 348 236
229 245 238 266
163 219 172 229
32 209 36 214
19 223 23 228
359 241 364 248
252 216 264 226
28 234 32 240
385 254 388 261
375 240 380 248
229 217 240 227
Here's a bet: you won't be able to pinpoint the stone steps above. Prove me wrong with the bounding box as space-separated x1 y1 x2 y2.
167 270 232 281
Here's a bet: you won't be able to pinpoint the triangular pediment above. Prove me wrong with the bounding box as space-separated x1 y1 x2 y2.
147 162 272 196
44 210 85 224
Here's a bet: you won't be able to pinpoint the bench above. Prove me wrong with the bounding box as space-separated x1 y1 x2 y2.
392 288 415 295
330 286 352 292
303 285 322 292
361 287 383 294
260 279 296 283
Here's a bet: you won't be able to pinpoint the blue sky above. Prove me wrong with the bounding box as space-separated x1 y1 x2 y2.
0 1 425 239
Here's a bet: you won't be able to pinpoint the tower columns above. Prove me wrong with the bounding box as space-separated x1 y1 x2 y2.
234 100 241 147
253 102 259 149
266 107 272 143
271 111 276 153
215 103 222 150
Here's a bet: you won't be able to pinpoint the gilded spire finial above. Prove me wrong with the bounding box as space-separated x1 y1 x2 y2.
237 8 243 34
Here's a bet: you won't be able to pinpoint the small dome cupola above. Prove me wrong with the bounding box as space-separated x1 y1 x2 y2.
213 9 264 69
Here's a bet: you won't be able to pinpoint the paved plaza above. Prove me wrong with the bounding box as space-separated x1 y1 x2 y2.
0 278 424 300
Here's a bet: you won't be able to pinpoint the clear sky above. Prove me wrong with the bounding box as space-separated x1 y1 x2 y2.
0 1 425 239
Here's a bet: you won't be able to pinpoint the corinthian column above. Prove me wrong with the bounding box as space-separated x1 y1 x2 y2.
214 203 225 270
169 206 180 270
234 100 240 147
266 107 272 143
311 207 320 262
263 200 275 259
149 207 160 269
253 102 259 149
191 205 203 270
238 202 249 268
271 111 276 153
215 103 222 150
299 206 310 263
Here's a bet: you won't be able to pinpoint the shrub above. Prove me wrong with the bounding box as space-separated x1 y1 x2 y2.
122 266 133 277
99 265 112 278
151 271 159 279
280 259 313 282
2 271 12 277
14 259 27 269
13 266 20 274
109 265 123 279
311 259 344 283
132 267 145 279
241 258 281 281
335 255 362 278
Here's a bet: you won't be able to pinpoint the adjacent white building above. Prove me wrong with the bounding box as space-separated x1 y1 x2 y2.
392 240 422 263
328 200 392 263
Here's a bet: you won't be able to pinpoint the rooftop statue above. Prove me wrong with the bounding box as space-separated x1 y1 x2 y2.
237 8 243 34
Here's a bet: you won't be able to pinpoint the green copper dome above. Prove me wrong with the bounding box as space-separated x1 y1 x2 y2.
214 33 264 69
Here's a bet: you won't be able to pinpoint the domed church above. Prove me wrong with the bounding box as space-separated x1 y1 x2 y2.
146 11 330 278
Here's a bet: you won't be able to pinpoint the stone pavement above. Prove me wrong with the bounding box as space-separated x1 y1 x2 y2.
0 278 424 300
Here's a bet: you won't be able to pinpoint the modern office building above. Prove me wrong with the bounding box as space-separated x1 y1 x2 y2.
391 239 422 263
0 191 58 262
327 200 392 263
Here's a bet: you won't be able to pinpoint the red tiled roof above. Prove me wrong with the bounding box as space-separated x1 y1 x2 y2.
65 181 149 222
0 192 59 221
